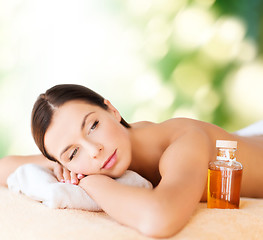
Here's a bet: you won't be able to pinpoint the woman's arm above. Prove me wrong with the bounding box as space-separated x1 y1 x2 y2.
79 128 211 238
0 154 55 186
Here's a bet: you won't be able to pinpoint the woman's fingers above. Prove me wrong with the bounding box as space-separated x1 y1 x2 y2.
70 171 79 185
53 163 65 183
63 168 71 183
77 173 85 180
53 162 80 184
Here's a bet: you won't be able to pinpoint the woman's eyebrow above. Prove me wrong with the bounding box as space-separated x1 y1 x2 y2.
60 111 95 159
81 112 95 130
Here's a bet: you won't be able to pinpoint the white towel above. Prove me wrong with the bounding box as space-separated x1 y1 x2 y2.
7 164 152 211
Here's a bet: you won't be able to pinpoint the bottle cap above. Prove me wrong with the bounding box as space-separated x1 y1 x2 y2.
216 140 237 149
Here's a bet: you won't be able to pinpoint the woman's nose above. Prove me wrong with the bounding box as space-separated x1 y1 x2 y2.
83 140 103 159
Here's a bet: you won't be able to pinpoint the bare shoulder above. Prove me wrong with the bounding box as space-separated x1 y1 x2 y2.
158 126 213 177
130 118 222 150
131 117 207 130
152 118 217 142
130 121 154 128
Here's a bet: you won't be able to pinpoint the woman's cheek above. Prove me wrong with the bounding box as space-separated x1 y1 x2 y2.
103 120 119 135
67 157 84 174
67 164 85 175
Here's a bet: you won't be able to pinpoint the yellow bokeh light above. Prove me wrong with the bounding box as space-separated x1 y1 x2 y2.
236 38 257 63
173 5 214 51
193 84 220 114
144 15 172 59
201 17 246 64
225 60 263 121
152 85 176 109
171 61 211 97
132 72 162 101
194 0 216 7
172 107 198 119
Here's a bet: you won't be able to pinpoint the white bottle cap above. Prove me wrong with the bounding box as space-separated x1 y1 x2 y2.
216 140 237 149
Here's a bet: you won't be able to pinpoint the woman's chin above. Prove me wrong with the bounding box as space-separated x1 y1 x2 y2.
110 166 129 178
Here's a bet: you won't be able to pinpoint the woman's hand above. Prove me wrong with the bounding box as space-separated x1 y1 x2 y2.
53 162 85 185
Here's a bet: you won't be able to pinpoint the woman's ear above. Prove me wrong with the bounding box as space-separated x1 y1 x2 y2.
104 99 122 122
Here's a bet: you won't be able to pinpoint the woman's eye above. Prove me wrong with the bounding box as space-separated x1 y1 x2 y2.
69 148 78 161
91 120 99 131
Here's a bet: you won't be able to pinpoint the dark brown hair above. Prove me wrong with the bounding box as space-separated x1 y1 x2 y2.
31 84 130 162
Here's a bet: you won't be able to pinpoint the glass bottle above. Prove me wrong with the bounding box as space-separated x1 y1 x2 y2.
207 140 243 209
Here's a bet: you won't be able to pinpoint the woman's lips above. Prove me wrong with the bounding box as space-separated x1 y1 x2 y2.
101 150 117 169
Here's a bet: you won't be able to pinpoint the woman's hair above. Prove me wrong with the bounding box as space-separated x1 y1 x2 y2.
31 84 131 162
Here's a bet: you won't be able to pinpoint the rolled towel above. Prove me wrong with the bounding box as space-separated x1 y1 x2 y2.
7 164 152 211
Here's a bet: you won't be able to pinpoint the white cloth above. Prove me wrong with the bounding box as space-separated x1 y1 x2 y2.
7 164 152 211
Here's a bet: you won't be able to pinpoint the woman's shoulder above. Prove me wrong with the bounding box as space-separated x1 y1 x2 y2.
130 118 225 138
130 118 205 131
156 118 206 132
130 121 154 128
130 118 208 143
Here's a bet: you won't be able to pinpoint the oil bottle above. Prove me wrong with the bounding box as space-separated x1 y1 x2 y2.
207 140 243 209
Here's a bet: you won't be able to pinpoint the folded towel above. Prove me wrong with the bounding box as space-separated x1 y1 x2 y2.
7 164 152 211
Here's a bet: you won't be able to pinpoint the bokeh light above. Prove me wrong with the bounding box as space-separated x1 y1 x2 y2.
225 61 263 122
173 5 215 51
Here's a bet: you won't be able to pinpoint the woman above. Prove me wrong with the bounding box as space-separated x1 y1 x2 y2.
1 84 263 238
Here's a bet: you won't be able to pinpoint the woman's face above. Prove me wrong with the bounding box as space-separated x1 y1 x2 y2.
44 100 132 178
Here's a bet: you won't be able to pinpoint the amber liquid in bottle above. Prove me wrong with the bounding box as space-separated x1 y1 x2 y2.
207 140 243 209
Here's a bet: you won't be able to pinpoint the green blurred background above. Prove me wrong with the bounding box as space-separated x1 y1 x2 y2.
1 0 263 158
